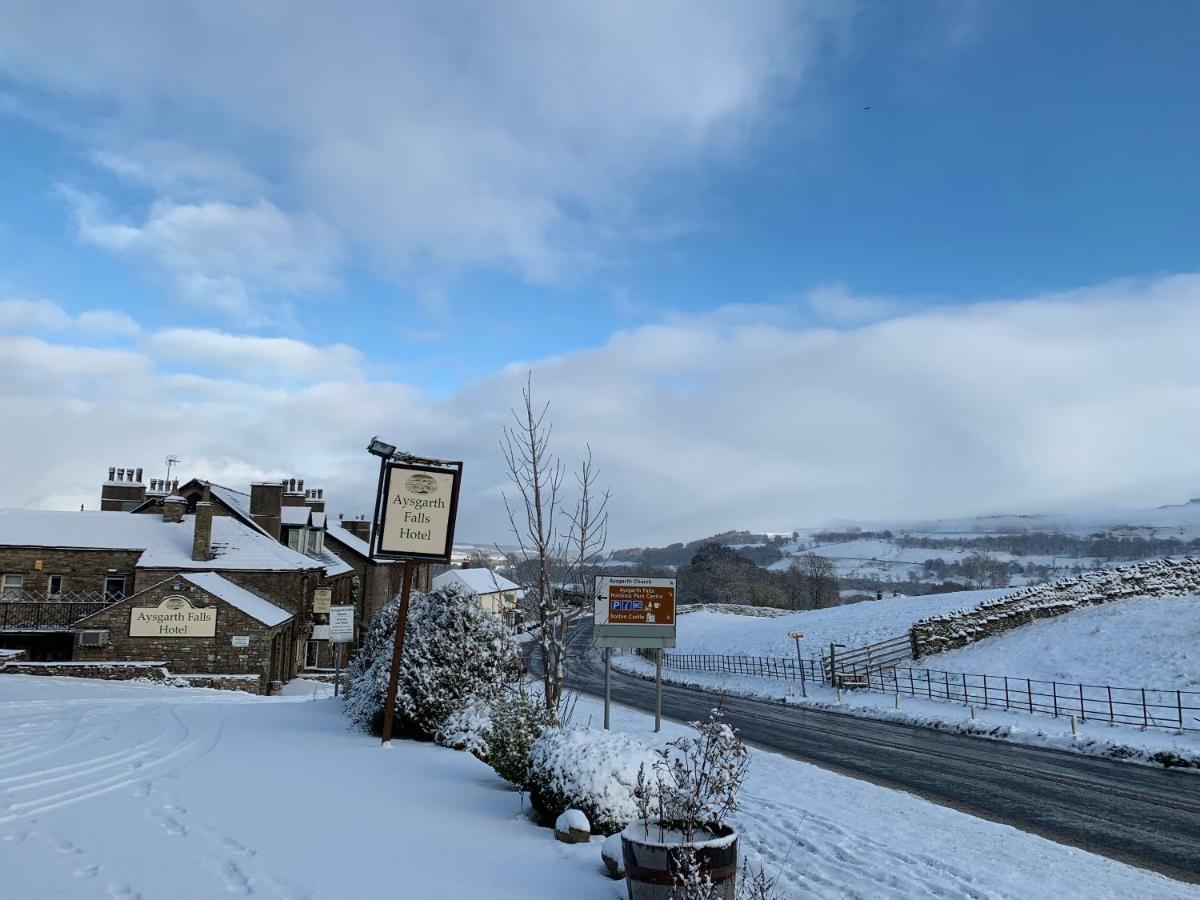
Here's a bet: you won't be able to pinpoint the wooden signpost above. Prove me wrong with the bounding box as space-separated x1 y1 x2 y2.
593 576 677 732
365 438 463 744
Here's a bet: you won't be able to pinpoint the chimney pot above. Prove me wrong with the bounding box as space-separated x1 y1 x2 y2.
108 466 116 481
117 468 125 481
298 479 304 492
135 467 143 483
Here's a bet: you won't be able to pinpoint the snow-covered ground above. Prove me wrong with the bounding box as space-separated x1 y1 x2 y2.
925 594 1200 689
594 695 1200 899
612 650 1200 768
673 588 1010 658
0 676 607 899
0 675 1195 899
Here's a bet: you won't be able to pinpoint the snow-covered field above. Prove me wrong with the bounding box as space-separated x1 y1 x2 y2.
0 675 1196 899
925 594 1200 689
673 588 1010 658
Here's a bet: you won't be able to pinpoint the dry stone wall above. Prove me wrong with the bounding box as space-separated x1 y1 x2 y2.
910 557 1200 657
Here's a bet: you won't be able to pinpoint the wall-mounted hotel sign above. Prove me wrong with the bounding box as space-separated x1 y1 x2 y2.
130 595 217 638
372 459 463 564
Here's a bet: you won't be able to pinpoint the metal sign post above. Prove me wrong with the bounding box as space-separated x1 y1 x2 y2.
330 604 355 698
789 629 807 698
655 649 663 732
592 576 677 733
365 438 463 745
604 647 612 730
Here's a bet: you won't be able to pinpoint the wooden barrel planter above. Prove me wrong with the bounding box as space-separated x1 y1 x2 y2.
621 820 738 899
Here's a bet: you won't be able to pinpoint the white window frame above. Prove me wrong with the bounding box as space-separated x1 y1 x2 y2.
287 528 303 552
47 574 63 597
102 575 127 601
307 529 323 554
1 573 22 598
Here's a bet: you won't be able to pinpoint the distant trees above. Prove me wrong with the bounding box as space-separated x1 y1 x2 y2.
677 545 840 611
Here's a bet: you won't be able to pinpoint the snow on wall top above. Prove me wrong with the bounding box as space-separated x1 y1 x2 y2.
433 568 521 596
0 509 319 572
182 572 294 626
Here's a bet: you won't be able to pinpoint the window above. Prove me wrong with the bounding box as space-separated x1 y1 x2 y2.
103 576 126 602
1 574 22 598
287 528 303 551
47 575 63 597
307 529 323 554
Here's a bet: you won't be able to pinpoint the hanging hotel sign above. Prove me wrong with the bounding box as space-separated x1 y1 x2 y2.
593 577 677 649
130 596 217 638
373 459 463 563
312 588 332 615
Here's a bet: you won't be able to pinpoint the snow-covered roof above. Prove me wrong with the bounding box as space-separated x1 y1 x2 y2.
281 506 311 526
311 511 327 529
0 509 320 572
310 545 354 578
432 568 521 596
181 572 293 627
207 482 255 522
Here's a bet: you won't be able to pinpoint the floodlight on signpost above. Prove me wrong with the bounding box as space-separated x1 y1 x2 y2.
366 436 397 459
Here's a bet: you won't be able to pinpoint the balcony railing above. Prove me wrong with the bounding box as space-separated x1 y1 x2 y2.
0 591 118 631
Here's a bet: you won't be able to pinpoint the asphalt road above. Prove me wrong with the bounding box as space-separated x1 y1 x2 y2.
548 620 1200 884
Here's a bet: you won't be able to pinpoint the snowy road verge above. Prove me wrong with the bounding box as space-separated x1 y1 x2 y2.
575 694 1200 898
610 652 1200 770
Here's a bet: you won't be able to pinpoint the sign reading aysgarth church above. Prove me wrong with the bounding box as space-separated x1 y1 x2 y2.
129 596 217 638
375 461 462 562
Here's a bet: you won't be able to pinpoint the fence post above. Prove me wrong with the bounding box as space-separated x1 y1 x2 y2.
944 671 950 701
908 668 915 697
1178 691 1184 731
982 675 989 709
1027 677 1033 713
1004 676 1010 711
1107 685 1114 722
1051 681 1059 717
1142 688 1148 728
926 671 932 699
1079 683 1085 721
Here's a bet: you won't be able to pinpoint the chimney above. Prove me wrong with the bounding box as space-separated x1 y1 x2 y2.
250 481 284 541
101 463 147 511
192 501 214 560
281 477 307 508
135 467 143 483
304 486 326 514
163 496 186 524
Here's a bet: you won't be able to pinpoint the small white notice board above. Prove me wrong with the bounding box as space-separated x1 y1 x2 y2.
329 605 355 643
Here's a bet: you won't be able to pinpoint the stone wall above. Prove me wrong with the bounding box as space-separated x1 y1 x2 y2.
73 577 283 680
0 547 141 597
2 661 170 680
910 557 1200 657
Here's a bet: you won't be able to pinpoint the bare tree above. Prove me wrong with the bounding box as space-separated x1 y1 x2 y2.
501 376 609 708
794 553 841 609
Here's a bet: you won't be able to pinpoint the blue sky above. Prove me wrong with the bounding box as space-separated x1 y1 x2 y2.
1 2 1198 542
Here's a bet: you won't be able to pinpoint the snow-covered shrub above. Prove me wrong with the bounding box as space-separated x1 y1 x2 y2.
527 727 663 835
437 699 492 758
484 688 559 787
343 586 520 740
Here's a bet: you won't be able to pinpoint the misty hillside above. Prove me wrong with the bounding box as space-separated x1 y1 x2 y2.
611 498 1200 593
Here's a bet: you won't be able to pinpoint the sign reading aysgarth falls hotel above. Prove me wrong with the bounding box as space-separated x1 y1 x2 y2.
376 462 462 561
129 596 217 638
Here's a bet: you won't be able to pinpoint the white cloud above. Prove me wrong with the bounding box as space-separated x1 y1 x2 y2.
0 298 141 336
63 190 344 324
0 274 1198 545
0 1 837 285
143 329 363 381
804 283 904 324
0 298 71 331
